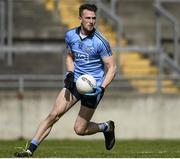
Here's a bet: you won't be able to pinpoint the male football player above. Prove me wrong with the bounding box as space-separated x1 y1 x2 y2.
15 3 116 157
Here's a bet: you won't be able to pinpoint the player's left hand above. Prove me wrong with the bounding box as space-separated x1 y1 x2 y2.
85 86 105 96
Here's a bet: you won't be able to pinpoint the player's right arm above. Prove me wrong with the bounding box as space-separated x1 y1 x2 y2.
64 31 75 89
64 51 75 89
65 30 75 72
66 51 74 72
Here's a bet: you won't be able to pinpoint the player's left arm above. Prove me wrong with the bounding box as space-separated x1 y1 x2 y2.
85 55 116 96
101 54 117 89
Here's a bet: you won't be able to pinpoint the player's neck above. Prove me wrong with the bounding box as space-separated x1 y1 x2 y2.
80 27 91 36
80 31 87 39
80 30 88 36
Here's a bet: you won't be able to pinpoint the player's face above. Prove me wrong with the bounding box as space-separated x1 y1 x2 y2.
79 9 96 35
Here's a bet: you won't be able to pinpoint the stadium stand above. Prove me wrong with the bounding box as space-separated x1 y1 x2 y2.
13 0 66 40
116 0 180 93
0 0 180 93
55 0 180 93
0 0 67 74
54 0 135 92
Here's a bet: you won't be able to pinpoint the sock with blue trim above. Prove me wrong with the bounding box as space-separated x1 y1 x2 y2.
27 139 39 154
98 122 110 132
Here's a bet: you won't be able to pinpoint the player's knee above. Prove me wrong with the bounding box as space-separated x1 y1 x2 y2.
74 125 86 136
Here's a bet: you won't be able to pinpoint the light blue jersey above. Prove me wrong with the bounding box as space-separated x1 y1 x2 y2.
65 27 112 86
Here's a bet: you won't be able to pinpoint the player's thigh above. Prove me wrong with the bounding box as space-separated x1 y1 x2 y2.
75 106 96 129
50 88 79 116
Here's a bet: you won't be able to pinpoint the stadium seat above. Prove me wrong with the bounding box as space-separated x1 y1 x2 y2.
50 0 180 94
45 0 55 11
120 51 180 93
0 0 66 74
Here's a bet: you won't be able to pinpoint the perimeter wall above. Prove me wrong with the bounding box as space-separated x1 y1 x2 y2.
1 90 180 139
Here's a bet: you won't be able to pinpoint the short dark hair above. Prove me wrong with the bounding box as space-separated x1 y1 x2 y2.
79 4 97 17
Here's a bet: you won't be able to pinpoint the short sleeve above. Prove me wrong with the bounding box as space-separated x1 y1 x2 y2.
65 32 71 52
98 40 112 58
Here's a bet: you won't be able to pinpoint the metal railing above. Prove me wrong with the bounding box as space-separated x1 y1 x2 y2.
0 0 5 60
95 0 123 41
0 43 66 54
154 0 180 90
0 74 180 94
154 0 180 69
0 74 132 93
0 0 13 66
0 74 64 91
0 0 66 64
0 0 180 94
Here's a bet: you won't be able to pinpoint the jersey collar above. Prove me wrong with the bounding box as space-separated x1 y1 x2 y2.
76 26 95 40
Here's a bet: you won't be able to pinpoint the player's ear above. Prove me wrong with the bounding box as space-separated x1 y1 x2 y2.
79 16 82 23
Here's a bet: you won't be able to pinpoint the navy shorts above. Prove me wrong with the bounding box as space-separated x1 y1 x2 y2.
65 82 104 109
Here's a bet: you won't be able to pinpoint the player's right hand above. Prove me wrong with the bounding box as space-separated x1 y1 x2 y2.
64 71 74 89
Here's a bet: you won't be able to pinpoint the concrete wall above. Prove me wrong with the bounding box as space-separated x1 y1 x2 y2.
1 91 180 139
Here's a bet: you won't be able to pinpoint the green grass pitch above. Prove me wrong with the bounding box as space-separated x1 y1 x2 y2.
1 139 180 157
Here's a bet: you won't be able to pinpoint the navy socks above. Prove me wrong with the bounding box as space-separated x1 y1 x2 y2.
28 139 39 154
